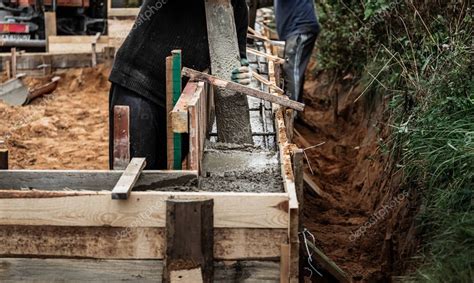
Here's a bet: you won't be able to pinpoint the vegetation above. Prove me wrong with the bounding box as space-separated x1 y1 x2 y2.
314 0 473 281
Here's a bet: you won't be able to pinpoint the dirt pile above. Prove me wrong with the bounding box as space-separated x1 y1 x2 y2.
298 71 418 281
0 65 110 169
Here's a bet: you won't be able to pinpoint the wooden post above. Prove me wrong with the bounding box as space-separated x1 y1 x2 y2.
113 105 130 170
166 50 182 170
163 199 214 283
280 244 289 283
10 48 17 78
44 12 57 53
285 109 294 142
0 148 8 170
5 61 11 79
292 149 304 229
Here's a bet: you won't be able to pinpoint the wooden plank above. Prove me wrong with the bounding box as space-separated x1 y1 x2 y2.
164 199 214 283
0 226 286 260
0 170 197 191
0 259 280 282
0 191 289 228
0 258 162 281
47 36 109 54
187 82 206 173
280 244 289 283
0 148 7 170
44 12 57 53
182 67 305 111
204 0 252 144
171 82 198 133
113 105 130 170
111 158 146 200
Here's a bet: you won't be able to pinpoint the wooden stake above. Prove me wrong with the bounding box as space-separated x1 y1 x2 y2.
10 48 17 78
0 148 8 170
113 105 130 170
292 149 304 232
111 158 146 200
5 61 11 79
44 12 57 53
182 67 305 111
166 50 182 170
280 244 289 283
163 199 214 283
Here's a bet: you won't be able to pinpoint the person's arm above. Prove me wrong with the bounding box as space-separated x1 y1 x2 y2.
232 0 249 60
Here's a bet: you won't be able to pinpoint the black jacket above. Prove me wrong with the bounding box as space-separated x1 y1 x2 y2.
109 0 248 107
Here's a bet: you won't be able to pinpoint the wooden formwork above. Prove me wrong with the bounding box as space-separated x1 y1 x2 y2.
0 28 303 283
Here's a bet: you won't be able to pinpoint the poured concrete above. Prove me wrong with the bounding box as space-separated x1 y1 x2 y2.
200 142 283 193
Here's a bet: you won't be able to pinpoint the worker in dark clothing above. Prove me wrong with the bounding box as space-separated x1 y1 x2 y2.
108 0 250 169
274 0 320 103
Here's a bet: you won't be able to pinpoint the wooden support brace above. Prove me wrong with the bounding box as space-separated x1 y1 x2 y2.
247 48 285 64
280 244 289 283
113 105 130 170
163 199 214 283
306 241 350 283
111 157 146 200
182 67 305 111
166 50 183 170
253 71 284 94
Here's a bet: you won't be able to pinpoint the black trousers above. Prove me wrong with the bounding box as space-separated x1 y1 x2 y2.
109 84 167 169
283 32 318 103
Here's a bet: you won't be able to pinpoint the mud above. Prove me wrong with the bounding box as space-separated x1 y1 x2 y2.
298 71 414 281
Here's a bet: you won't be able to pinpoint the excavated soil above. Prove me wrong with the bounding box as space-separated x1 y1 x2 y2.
298 71 418 282
0 65 110 169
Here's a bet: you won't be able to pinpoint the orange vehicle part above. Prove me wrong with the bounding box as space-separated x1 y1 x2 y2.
17 0 90 7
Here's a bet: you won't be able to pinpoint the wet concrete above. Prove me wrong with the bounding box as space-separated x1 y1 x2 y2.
199 142 284 193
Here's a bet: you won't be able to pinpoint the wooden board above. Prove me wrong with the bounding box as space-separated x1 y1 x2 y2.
0 259 280 282
0 191 289 228
182 67 305 111
113 105 130 170
0 226 286 260
188 82 207 173
0 52 114 75
111 158 146 199
0 170 197 191
48 36 110 54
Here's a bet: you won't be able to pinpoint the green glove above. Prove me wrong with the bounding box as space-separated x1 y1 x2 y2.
231 58 252 85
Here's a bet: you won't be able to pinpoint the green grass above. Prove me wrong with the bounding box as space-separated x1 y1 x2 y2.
314 0 473 281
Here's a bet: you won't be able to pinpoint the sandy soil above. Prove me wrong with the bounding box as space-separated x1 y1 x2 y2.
297 70 416 282
0 65 110 169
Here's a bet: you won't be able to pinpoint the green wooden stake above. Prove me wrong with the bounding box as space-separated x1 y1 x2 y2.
171 50 182 169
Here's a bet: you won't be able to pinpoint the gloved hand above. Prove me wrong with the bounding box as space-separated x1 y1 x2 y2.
231 58 252 86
